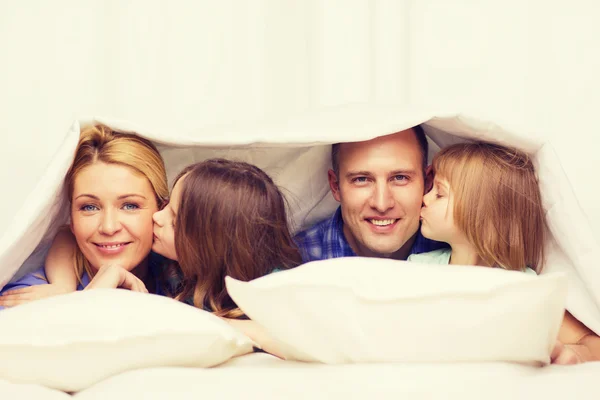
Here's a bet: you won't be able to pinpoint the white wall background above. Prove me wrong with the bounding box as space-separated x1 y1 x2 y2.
1 0 599 239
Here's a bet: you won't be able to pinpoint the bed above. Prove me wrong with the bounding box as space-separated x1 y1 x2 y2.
4 352 600 399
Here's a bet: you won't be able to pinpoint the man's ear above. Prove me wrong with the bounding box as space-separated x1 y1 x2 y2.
424 165 434 194
328 169 342 202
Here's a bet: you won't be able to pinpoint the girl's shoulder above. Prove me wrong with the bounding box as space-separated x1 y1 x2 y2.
407 248 452 265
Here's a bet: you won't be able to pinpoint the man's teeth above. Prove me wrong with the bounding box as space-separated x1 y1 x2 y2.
99 244 125 249
370 219 395 226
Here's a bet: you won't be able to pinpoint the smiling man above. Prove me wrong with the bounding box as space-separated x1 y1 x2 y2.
295 126 446 262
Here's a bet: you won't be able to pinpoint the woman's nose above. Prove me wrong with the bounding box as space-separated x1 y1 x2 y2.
99 209 122 235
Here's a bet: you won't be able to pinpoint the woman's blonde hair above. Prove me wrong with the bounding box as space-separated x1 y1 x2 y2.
65 124 168 282
432 142 546 272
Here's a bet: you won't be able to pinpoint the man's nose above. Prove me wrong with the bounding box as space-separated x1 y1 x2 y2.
99 209 122 235
369 182 395 212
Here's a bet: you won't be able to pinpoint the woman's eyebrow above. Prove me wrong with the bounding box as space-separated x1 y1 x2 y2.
74 194 99 200
74 193 148 200
117 194 148 200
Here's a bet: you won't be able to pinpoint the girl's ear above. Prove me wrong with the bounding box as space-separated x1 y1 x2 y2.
424 165 434 194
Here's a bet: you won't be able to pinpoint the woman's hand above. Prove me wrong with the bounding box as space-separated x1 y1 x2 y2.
0 284 73 308
85 265 148 293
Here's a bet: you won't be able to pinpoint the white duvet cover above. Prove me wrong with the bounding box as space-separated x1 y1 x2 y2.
0 104 599 396
1 104 598 334
76 353 600 399
4 353 600 399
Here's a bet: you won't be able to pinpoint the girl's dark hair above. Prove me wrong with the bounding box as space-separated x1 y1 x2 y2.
167 158 302 318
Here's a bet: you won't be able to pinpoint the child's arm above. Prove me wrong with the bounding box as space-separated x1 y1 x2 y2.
44 227 78 291
0 228 78 307
551 310 600 364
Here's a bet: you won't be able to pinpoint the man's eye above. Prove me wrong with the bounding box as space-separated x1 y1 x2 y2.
352 177 368 183
80 205 98 212
393 175 408 182
123 203 140 211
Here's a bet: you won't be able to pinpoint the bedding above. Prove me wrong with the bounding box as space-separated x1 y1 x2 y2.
0 289 253 392
226 257 567 364
2 104 597 330
0 379 70 400
3 353 600 399
0 103 599 392
72 353 600 400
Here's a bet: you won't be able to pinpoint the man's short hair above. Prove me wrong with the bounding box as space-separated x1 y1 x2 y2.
331 125 429 177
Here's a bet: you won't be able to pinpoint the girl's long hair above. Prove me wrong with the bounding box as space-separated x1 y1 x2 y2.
167 158 302 318
432 142 547 272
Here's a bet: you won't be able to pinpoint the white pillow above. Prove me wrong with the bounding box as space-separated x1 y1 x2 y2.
0 379 71 400
0 289 254 392
226 257 568 364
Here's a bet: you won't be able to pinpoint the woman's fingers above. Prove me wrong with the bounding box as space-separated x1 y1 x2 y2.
114 268 148 293
0 286 36 296
0 297 24 307
0 284 71 307
82 265 149 293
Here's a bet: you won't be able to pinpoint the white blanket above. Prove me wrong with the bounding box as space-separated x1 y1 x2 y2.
74 353 600 399
0 103 598 334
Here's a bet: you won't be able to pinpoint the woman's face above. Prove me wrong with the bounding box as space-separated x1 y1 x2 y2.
152 174 186 261
70 162 158 272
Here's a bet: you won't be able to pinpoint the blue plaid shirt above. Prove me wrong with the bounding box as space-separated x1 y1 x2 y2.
294 207 447 262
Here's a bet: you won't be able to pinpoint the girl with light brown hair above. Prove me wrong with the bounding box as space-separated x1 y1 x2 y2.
411 141 600 365
411 141 545 272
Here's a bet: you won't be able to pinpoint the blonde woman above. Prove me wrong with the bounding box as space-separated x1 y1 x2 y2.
0 124 170 306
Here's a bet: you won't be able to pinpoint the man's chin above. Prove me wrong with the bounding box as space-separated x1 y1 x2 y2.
364 242 404 258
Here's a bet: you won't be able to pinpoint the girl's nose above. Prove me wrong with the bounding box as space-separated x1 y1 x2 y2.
422 189 434 207
152 209 164 226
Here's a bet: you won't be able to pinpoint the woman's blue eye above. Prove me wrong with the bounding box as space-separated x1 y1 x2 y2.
123 203 140 211
80 205 98 212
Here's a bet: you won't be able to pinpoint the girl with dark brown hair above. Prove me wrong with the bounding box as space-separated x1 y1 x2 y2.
152 158 302 318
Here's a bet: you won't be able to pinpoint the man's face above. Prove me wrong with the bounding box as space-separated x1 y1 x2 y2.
328 129 425 258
